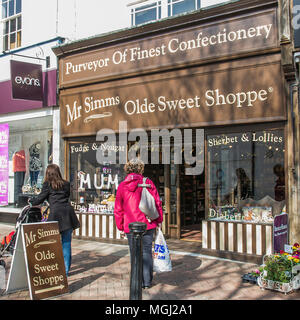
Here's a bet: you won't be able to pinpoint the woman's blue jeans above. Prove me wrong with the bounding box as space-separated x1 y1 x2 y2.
126 228 155 287
61 229 73 276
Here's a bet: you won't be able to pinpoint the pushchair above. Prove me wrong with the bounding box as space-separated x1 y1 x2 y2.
0 204 42 267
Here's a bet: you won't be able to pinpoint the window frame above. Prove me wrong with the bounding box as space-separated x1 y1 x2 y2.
131 1 162 26
167 0 201 17
2 0 22 51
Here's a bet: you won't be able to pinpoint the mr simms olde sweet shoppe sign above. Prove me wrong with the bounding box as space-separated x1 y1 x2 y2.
60 54 285 137
58 8 284 137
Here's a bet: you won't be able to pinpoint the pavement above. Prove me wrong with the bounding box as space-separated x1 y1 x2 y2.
0 222 299 301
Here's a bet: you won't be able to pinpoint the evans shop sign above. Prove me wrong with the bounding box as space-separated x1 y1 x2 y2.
10 60 43 101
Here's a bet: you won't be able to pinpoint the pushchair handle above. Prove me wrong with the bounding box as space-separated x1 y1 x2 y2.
27 198 32 207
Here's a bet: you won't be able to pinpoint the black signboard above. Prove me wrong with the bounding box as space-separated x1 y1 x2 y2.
10 60 43 101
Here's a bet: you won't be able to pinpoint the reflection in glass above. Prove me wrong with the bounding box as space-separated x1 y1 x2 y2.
207 129 285 223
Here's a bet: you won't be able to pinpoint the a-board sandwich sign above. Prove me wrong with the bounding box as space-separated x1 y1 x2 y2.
6 222 69 300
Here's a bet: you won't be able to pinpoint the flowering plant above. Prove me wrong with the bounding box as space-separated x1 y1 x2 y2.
250 268 263 278
261 243 300 283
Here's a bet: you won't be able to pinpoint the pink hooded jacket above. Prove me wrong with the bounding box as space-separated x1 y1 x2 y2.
114 173 163 234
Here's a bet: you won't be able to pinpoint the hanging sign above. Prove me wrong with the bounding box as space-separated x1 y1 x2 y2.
6 222 69 300
0 124 9 206
10 60 43 101
273 213 289 253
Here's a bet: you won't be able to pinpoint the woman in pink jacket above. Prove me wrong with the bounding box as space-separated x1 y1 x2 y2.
114 158 163 289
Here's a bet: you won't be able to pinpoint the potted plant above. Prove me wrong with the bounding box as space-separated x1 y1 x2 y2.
257 243 300 294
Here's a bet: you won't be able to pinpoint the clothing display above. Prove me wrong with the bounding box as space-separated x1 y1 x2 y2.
12 150 26 205
29 142 42 186
14 171 25 206
12 150 26 172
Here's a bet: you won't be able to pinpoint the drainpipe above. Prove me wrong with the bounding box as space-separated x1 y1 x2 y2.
289 53 300 244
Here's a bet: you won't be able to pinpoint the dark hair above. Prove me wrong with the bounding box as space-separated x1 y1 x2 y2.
44 164 65 190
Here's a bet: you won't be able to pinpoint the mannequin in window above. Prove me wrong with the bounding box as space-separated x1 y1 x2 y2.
273 164 285 201
12 149 26 206
235 168 251 200
29 142 42 186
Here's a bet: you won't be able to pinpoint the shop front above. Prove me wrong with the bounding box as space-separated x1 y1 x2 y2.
54 0 290 261
0 59 57 221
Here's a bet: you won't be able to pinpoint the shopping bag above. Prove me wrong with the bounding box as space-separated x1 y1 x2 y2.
153 228 172 273
138 177 159 221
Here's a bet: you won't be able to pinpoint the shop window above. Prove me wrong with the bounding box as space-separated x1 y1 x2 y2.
168 0 200 17
2 0 21 51
131 1 161 26
7 129 53 208
68 139 126 214
68 137 172 215
207 129 285 223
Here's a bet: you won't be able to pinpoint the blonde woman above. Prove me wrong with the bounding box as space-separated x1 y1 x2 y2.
114 158 163 289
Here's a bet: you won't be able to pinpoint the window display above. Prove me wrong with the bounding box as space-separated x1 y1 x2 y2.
29 141 42 186
4 128 53 208
12 148 25 205
207 128 285 223
68 139 126 214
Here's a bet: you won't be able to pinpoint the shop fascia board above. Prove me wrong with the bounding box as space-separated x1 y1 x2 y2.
0 106 54 123
52 0 278 58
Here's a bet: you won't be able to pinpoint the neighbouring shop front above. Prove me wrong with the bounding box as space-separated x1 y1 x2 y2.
54 0 291 261
0 57 57 221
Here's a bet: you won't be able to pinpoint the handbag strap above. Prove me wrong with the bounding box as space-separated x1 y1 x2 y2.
138 177 151 188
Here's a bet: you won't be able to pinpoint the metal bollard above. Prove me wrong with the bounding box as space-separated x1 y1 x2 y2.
129 222 147 300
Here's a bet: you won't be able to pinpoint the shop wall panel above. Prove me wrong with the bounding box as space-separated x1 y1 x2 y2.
74 213 125 242
202 220 273 259
219 222 225 251
210 221 216 250
237 224 243 253
81 214 86 237
102 215 107 238
88 215 93 237
246 224 252 254
256 224 262 255
95 215 100 238
228 223 234 252
202 220 208 248
266 225 272 255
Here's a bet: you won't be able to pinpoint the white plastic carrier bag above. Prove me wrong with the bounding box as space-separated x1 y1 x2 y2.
138 177 159 221
153 228 172 273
